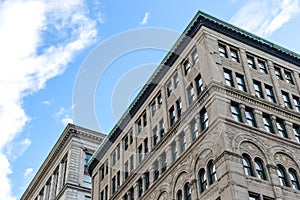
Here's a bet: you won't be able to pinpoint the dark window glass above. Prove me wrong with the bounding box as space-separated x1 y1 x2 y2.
247 55 256 69
173 73 179 88
200 108 209 131
167 81 172 97
161 152 167 173
184 183 192 200
187 84 195 105
293 124 300 143
144 172 150 190
138 145 142 163
265 85 276 103
242 154 254 176
245 107 257 127
183 60 191 75
151 100 156 116
124 136 128 151
224 69 234 87
255 158 266 180
293 96 300 112
169 106 175 127
138 178 143 197
125 161 128 180
199 168 207 193
208 160 217 184
236 73 247 92
274 67 283 80
230 48 239 62
153 126 158 146
144 138 148 154
130 187 134 200
159 119 165 137
253 80 264 98
195 74 203 95
177 190 183 200
258 60 267 73
282 91 292 109
137 119 142 134
154 161 159 181
276 118 288 138
219 44 227 58
176 98 182 118
277 165 289 187
231 103 242 122
157 93 162 108
289 169 300 190
192 49 199 64
285 71 294 84
262 114 275 134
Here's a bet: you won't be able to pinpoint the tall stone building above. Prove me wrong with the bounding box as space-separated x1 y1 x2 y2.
88 11 300 200
21 124 105 200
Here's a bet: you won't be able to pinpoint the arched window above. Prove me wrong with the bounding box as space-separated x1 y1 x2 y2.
207 160 217 184
289 169 300 190
242 154 254 176
198 168 207 193
176 190 183 200
277 165 289 187
184 183 191 200
254 158 266 180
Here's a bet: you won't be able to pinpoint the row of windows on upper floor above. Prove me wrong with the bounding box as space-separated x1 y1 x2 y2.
99 108 209 199
242 153 300 191
224 68 300 112
231 101 300 142
218 42 296 86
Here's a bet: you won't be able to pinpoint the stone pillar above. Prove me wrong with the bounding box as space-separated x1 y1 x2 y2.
271 115 279 136
267 164 284 199
254 110 264 131
158 156 162 176
267 61 284 107
284 121 295 141
195 114 200 135
293 71 300 93
37 194 42 200
57 161 65 192
184 126 192 148
175 135 181 155
240 49 255 96
190 179 199 200
49 174 56 200
239 104 246 123
42 184 49 200
149 164 154 185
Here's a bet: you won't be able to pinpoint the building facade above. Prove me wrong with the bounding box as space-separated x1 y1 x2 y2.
21 124 105 200
88 11 300 200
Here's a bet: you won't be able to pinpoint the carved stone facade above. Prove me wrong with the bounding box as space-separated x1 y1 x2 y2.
88 11 300 200
21 124 105 200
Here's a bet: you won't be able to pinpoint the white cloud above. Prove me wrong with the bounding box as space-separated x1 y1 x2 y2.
23 168 33 178
62 117 74 126
0 0 100 199
55 105 75 126
140 12 150 25
230 0 300 37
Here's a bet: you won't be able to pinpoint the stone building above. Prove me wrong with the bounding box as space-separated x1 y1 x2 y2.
88 11 300 200
21 124 105 200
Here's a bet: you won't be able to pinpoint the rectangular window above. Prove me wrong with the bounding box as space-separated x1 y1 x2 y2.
171 141 177 162
143 112 147 127
285 71 294 84
183 60 191 75
262 114 274 134
153 126 158 146
293 124 300 143
200 108 209 131
138 178 143 198
218 44 227 58
104 186 108 200
112 176 116 193
157 93 162 108
144 172 150 190
230 48 239 62
293 96 300 112
195 74 203 95
166 81 172 97
179 132 186 153
83 153 92 188
159 119 165 137
258 60 268 74
125 161 129 180
169 106 175 127
137 119 142 134
282 91 292 109
274 66 283 80
253 80 264 98
101 165 105 180
130 187 134 200
176 98 182 118
247 55 256 69
187 84 195 105
124 136 128 151
138 145 142 163
173 73 179 88
265 85 276 103
130 155 134 173
154 161 159 181
231 102 242 122
117 171 120 187
100 191 104 200
224 68 234 87
190 119 198 141
192 49 199 64
236 73 247 92
276 118 288 138
161 152 167 173
105 160 108 175
111 152 116 166
245 107 256 127
117 145 120 160
151 100 156 116
144 138 148 154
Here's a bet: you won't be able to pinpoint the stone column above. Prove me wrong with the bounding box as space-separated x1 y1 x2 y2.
166 145 173 167
267 164 284 199
284 121 295 141
254 110 264 131
184 126 192 148
37 194 42 200
149 164 154 185
49 174 56 200
56 161 65 192
175 135 181 155
190 179 199 200
42 184 49 200
239 104 246 123
271 115 278 136
292 70 300 93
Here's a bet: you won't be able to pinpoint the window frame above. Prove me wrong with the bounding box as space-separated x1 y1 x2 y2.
224 68 234 87
236 73 247 92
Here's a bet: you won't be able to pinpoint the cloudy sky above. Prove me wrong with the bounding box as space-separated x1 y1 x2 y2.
0 0 299 199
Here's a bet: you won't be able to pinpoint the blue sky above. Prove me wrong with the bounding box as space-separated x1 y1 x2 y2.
0 0 300 199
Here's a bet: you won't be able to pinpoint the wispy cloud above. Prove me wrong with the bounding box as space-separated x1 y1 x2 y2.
55 105 75 126
230 0 300 37
140 12 150 25
23 168 33 178
0 0 101 199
